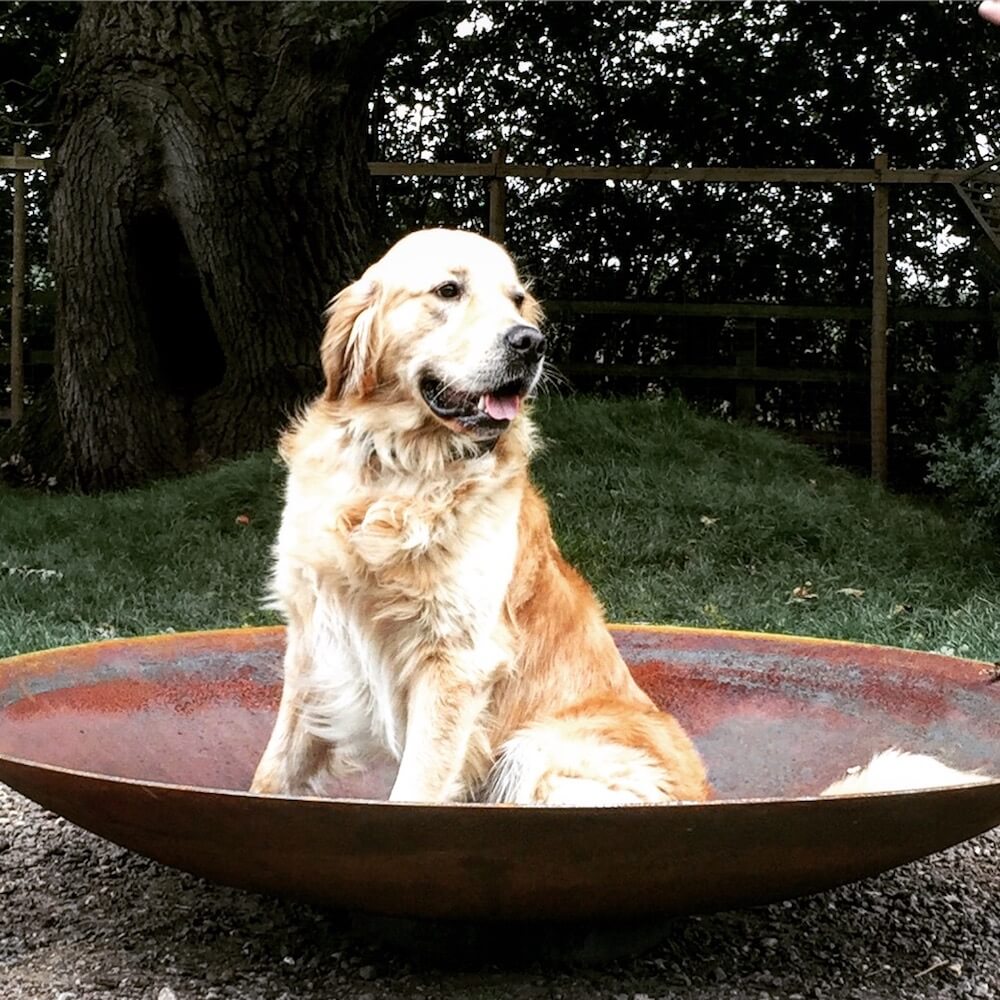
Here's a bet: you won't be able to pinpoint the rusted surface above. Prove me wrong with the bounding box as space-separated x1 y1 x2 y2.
0 626 998 921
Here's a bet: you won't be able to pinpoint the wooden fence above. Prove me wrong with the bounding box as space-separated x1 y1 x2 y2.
4 144 999 481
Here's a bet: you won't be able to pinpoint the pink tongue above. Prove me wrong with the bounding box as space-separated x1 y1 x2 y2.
483 394 522 420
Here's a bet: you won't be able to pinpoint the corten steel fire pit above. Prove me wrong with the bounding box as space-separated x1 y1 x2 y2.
0 625 998 922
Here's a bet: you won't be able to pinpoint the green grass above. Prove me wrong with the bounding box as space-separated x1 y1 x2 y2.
0 454 287 656
3 395 1000 661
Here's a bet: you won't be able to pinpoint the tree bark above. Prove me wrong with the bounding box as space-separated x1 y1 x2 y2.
39 1 434 489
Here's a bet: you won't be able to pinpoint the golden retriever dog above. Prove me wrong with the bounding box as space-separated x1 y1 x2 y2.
251 228 991 805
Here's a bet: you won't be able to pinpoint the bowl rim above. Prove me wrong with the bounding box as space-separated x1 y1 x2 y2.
1 624 998 810
2 620 996 668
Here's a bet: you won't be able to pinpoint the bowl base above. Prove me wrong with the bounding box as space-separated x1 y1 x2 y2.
349 912 683 965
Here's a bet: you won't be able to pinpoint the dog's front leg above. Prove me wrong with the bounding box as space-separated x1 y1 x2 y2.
390 666 491 803
250 629 331 796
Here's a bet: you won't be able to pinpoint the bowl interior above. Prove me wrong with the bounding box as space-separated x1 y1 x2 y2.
1 626 997 802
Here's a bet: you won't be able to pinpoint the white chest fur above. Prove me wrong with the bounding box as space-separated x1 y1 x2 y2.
271 442 521 772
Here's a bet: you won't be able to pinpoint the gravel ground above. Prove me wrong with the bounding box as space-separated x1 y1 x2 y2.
1 783 997 1000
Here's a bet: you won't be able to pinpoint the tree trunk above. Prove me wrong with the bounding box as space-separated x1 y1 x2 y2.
40 1 433 490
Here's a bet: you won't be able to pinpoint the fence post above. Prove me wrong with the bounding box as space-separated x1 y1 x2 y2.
9 142 27 426
870 152 890 485
733 318 758 421
488 145 507 243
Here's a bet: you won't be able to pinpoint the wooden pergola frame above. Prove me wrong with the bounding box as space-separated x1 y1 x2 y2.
4 146 997 481
371 150 999 483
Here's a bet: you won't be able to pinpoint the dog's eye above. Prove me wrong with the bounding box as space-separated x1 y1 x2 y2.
512 291 526 309
435 281 462 300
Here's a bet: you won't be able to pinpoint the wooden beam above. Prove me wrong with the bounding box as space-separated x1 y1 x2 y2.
0 349 55 366
732 319 758 419
488 146 507 243
556 361 867 384
556 361 951 388
369 161 496 178
9 142 27 426
369 160 993 186
543 300 989 324
870 153 891 485
0 348 950 388
0 288 56 307
0 291 984 324
0 154 48 171
4 151 994 188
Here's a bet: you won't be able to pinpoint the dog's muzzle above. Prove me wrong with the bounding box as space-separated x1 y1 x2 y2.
418 323 545 438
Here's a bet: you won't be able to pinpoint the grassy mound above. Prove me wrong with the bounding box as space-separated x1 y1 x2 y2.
2 396 999 660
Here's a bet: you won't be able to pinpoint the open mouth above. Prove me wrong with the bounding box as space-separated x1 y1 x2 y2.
419 375 532 431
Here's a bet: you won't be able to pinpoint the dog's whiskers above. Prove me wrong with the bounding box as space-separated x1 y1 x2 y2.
534 361 572 398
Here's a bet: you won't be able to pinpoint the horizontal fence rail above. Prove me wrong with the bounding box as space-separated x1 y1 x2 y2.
5 155 997 186
368 161 997 186
544 300 990 323
0 153 47 171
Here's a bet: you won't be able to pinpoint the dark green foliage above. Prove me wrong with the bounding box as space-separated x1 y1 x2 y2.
375 3 1000 481
3 2 1000 487
0 2 78 144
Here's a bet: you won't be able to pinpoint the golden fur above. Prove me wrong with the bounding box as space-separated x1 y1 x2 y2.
250 228 707 804
252 228 990 805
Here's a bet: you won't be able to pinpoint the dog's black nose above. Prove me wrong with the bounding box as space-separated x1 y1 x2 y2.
504 324 546 359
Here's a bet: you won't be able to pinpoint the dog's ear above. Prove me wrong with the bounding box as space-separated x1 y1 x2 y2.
521 288 544 329
320 277 381 401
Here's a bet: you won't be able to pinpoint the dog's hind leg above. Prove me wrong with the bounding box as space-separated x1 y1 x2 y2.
522 775 654 807
486 731 667 805
486 707 710 806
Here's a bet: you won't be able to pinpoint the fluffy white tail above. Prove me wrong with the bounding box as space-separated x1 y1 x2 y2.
821 748 993 797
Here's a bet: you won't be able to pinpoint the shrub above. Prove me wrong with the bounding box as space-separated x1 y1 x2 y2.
925 372 1000 521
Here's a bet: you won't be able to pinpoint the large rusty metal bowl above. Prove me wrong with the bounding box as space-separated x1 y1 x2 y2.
0 625 998 921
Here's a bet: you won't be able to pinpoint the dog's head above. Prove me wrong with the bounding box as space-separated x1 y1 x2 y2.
320 229 544 442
